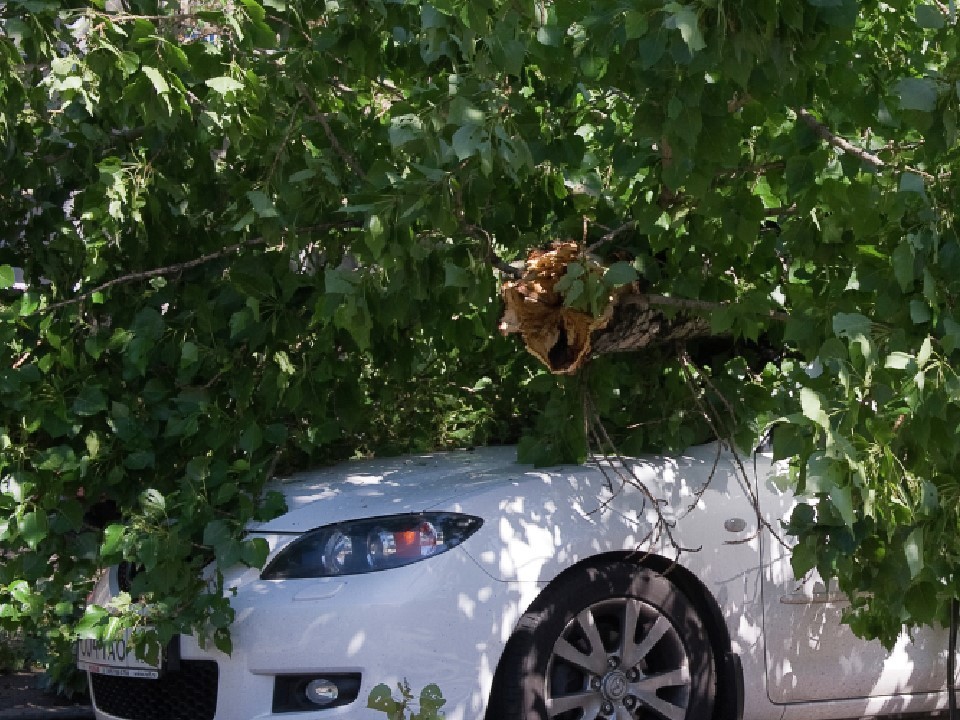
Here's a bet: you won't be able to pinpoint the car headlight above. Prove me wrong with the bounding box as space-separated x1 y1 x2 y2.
260 512 483 579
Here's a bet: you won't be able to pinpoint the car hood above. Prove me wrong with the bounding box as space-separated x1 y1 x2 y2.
249 445 527 533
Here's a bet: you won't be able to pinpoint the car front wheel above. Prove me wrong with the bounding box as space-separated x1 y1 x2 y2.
492 562 716 720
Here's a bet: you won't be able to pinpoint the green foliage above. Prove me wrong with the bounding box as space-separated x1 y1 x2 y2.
0 628 28 673
1 0 960 669
367 681 446 720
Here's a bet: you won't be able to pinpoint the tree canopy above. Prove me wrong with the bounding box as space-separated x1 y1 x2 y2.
2 0 959 684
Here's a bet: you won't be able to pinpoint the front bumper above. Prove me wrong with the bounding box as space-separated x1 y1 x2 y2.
88 545 519 720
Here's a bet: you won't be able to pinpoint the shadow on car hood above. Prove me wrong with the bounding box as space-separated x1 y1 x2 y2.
249 445 526 532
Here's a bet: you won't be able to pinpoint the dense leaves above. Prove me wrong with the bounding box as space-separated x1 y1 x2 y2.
2 0 960 684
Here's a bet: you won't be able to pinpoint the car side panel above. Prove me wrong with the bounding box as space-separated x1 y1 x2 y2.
446 445 783 719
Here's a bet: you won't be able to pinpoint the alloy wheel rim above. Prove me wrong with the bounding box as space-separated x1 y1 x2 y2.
544 597 692 720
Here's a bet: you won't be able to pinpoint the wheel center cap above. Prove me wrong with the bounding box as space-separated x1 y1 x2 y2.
602 670 629 701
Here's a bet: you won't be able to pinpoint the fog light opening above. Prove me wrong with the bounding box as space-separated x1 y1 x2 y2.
305 678 339 706
272 672 362 713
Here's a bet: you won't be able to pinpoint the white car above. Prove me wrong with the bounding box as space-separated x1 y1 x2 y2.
81 443 957 720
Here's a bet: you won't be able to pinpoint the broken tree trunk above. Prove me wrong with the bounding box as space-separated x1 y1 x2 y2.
499 242 718 374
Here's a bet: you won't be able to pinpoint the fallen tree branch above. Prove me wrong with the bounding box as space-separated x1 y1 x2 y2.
637 293 790 322
500 243 790 373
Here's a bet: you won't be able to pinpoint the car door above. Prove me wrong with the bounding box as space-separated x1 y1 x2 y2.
756 451 950 704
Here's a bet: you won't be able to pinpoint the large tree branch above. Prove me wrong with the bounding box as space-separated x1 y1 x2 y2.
635 294 790 322
500 243 789 374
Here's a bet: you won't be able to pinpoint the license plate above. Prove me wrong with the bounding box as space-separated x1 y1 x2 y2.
77 629 161 679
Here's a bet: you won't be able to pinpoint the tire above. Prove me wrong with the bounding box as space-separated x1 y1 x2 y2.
491 563 716 720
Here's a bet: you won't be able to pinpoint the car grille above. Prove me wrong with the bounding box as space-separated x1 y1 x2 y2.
90 660 218 720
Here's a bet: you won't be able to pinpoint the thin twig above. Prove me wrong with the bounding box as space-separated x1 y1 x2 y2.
796 108 885 170
587 221 637 254
296 84 367 180
465 224 521 278
765 205 798 217
797 107 944 182
84 11 211 22
41 238 270 313
678 351 789 549
12 349 34 370
265 101 304 187
583 391 700 558
714 161 786 179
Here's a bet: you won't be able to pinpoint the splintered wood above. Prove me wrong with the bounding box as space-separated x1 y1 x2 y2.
498 242 615 374
500 242 713 374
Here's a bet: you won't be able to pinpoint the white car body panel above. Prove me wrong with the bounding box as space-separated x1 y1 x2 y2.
87 443 959 720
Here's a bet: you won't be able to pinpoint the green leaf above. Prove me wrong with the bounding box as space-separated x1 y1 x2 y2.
247 190 278 218
800 387 830 429
19 511 48 550
899 174 927 203
832 313 872 340
181 342 199 366
829 485 855 528
367 684 399 714
124 450 155 470
663 3 706 53
101 524 126 556
389 114 422 148
75 605 108 639
0 265 14 289
72 385 108 416
36 446 77 471
419 683 446 715
240 537 269 568
205 76 244 95
905 527 924 578
602 262 639 288
365 214 385 257
884 352 913 370
892 240 915 291
203 519 232 548
288 169 315 183
943 318 960 354
916 4 946 28
624 10 649 39
895 77 937 112
141 66 169 94
239 422 262 453
444 261 471 288
452 124 485 161
905 582 939 624
910 299 931 324
791 537 818 577
324 268 356 295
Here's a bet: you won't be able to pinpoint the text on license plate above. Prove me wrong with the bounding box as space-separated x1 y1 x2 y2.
77 635 160 679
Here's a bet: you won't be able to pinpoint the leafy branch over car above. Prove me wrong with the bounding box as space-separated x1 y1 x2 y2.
2 0 960 708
